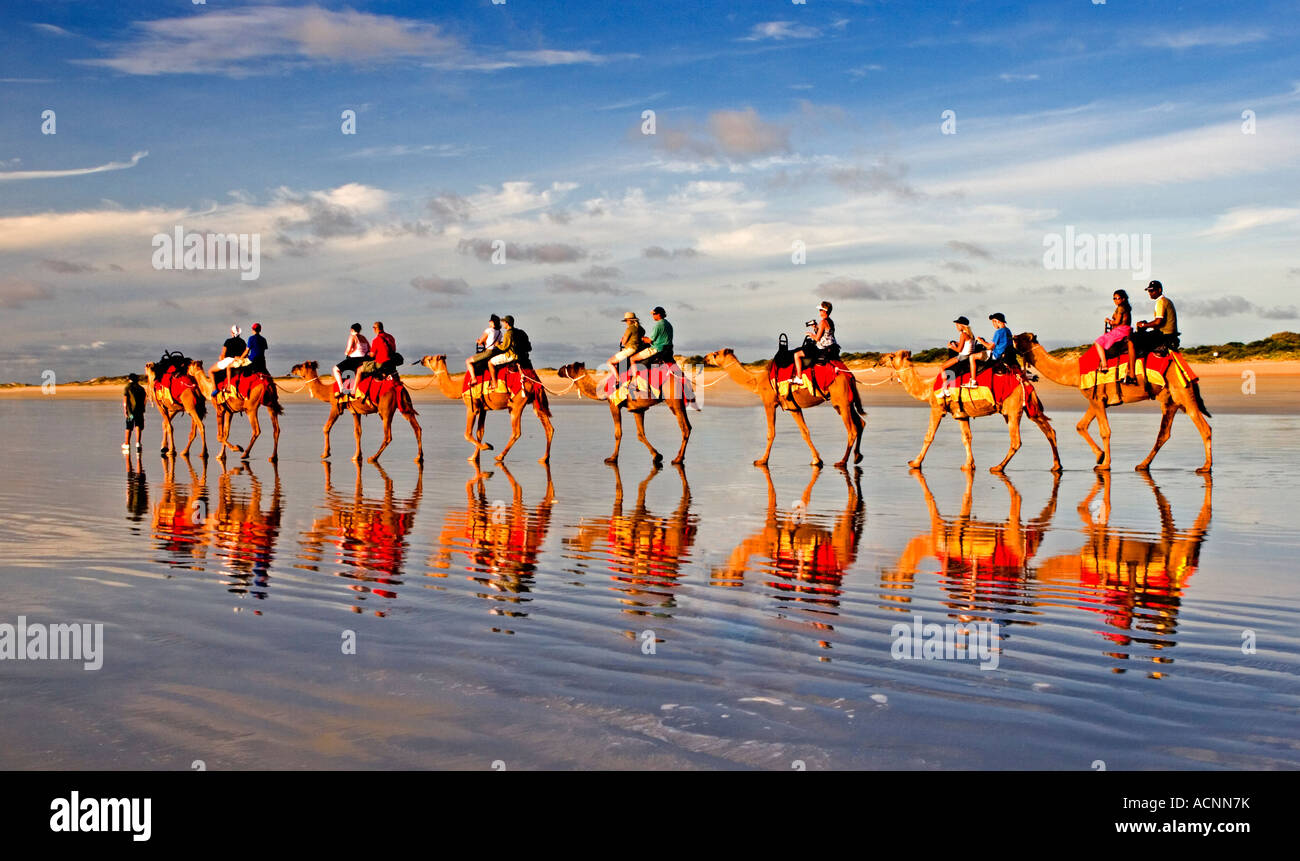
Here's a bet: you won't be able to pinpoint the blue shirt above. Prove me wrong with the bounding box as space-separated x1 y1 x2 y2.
989 326 1010 360
247 333 268 360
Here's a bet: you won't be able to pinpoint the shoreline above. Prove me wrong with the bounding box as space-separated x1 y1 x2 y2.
2 359 1294 413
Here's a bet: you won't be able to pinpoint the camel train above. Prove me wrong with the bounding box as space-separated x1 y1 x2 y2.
138 320 1213 473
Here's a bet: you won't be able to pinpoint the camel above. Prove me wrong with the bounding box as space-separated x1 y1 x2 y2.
418 355 553 464
144 361 209 458
712 465 863 641
1011 333 1212 473
875 350 1061 473
187 362 283 463
556 361 692 465
1037 472 1212 666
565 462 695 619
430 463 554 624
288 361 423 463
704 348 864 468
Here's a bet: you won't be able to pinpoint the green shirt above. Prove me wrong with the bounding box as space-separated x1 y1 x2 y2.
648 319 673 354
1154 296 1177 335
124 382 146 415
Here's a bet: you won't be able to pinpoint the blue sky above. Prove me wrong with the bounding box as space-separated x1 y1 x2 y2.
1 0 1297 381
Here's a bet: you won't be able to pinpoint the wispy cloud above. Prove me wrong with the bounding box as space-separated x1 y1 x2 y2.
741 21 821 42
999 72 1039 82
1198 206 1300 238
1142 29 1268 49
0 151 147 182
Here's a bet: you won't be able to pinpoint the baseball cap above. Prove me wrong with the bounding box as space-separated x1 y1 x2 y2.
1146 280 1162 292
652 306 666 317
953 315 970 325
989 312 1006 323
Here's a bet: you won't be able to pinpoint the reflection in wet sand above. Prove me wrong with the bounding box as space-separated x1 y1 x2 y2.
152 455 211 569
1038 473 1212 676
565 463 696 629
712 466 863 654
429 464 554 632
124 450 149 529
299 461 423 614
210 461 283 602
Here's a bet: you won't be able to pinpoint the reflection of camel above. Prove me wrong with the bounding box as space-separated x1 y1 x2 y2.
300 461 424 614
144 361 208 458
882 470 1060 619
712 465 862 639
289 361 423 464
1012 332 1212 473
208 461 283 601
430 463 555 624
187 361 283 463
419 354 554 464
556 362 691 465
704 348 864 468
565 463 696 618
875 350 1061 473
1038 473 1212 665
152 454 210 566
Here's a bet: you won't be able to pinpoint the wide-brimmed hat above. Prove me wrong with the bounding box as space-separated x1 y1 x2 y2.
623 311 638 321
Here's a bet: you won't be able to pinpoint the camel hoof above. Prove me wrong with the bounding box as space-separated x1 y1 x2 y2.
833 459 847 468
1135 463 1151 472
241 452 251 461
671 456 684 465
854 453 864 464
908 460 922 469
753 459 768 467
415 456 424 464
367 455 379 463
1094 464 1111 472
268 456 278 464
538 456 549 465
989 466 1005 474
1196 465 1212 474
1051 463 1063 473
494 453 506 463
961 463 975 473
232 445 244 453
652 454 664 466
604 456 618 465
810 460 823 468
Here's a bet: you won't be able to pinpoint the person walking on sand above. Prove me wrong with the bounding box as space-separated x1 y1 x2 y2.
123 372 146 451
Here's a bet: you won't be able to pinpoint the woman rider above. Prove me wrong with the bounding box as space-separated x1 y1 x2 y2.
332 322 370 395
941 316 976 390
1094 289 1138 386
793 301 836 381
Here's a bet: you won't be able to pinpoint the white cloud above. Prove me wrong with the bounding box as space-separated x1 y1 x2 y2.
1142 29 1268 49
0 151 148 182
1197 206 1300 238
998 73 1039 82
741 21 821 42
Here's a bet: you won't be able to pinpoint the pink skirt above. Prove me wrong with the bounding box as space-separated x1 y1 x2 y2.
1096 325 1132 350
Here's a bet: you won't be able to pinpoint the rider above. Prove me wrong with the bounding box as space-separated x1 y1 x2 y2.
964 312 1011 386
793 301 836 381
211 324 248 393
941 316 976 388
246 323 268 375
370 321 399 379
333 322 370 396
630 306 674 370
486 315 520 386
1135 280 1179 353
465 314 502 383
608 311 645 377
1094 289 1138 386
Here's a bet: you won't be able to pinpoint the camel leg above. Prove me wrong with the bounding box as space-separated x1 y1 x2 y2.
669 401 691 465
605 402 623 464
351 411 364 462
1076 404 1105 465
1092 406 1114 471
535 401 554 465
1030 413 1063 472
1135 401 1178 472
852 409 865 464
495 399 525 462
465 406 491 453
475 410 488 445
789 409 822 467
243 406 260 460
958 417 975 472
370 406 394 463
159 408 174 455
321 407 341 460
268 407 280 463
992 408 1022 473
224 409 244 455
909 407 943 470
406 409 423 464
755 401 777 466
832 402 855 469
1187 400 1213 474
633 410 663 466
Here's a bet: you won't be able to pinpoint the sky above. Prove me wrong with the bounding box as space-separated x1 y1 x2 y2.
1 0 1298 382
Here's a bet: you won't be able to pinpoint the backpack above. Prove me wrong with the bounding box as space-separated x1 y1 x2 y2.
511 328 532 355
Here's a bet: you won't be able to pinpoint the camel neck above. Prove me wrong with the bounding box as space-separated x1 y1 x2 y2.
896 361 933 401
720 357 761 392
1029 344 1079 386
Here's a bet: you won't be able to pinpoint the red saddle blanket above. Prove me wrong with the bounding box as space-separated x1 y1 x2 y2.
1077 346 1196 379
460 364 542 399
599 362 692 404
930 365 1044 418
217 371 273 399
767 359 847 393
334 374 401 402
154 367 197 403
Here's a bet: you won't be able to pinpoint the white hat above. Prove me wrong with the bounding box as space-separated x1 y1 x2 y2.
230 324 242 336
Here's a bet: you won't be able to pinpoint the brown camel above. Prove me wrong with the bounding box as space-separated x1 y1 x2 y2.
417 355 553 464
875 350 1061 473
704 348 864 468
288 361 423 463
144 361 209 458
1011 333 1212 473
556 361 692 465
187 362 283 463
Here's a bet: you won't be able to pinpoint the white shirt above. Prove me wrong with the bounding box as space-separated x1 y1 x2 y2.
482 326 502 349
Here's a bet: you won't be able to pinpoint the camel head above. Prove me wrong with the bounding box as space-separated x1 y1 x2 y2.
289 361 318 379
556 362 587 379
1012 332 1038 357
144 362 157 384
417 354 446 372
704 349 734 367
874 350 910 369
187 360 206 378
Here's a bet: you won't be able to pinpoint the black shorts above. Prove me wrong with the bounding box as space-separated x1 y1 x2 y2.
336 356 367 374
125 415 144 430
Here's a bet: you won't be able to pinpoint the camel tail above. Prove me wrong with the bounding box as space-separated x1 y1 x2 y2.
265 381 285 416
532 384 552 418
848 373 866 416
398 384 419 417
1191 379 1212 418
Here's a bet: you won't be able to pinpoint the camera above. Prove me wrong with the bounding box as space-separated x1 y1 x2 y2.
804 319 818 328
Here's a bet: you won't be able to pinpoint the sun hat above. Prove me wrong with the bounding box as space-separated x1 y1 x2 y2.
623 311 638 321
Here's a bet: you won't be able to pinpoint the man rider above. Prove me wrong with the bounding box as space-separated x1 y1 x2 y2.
630 306 673 369
212 324 248 393
370 321 399 379
246 323 268 375
1135 280 1179 353
964 312 1012 387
